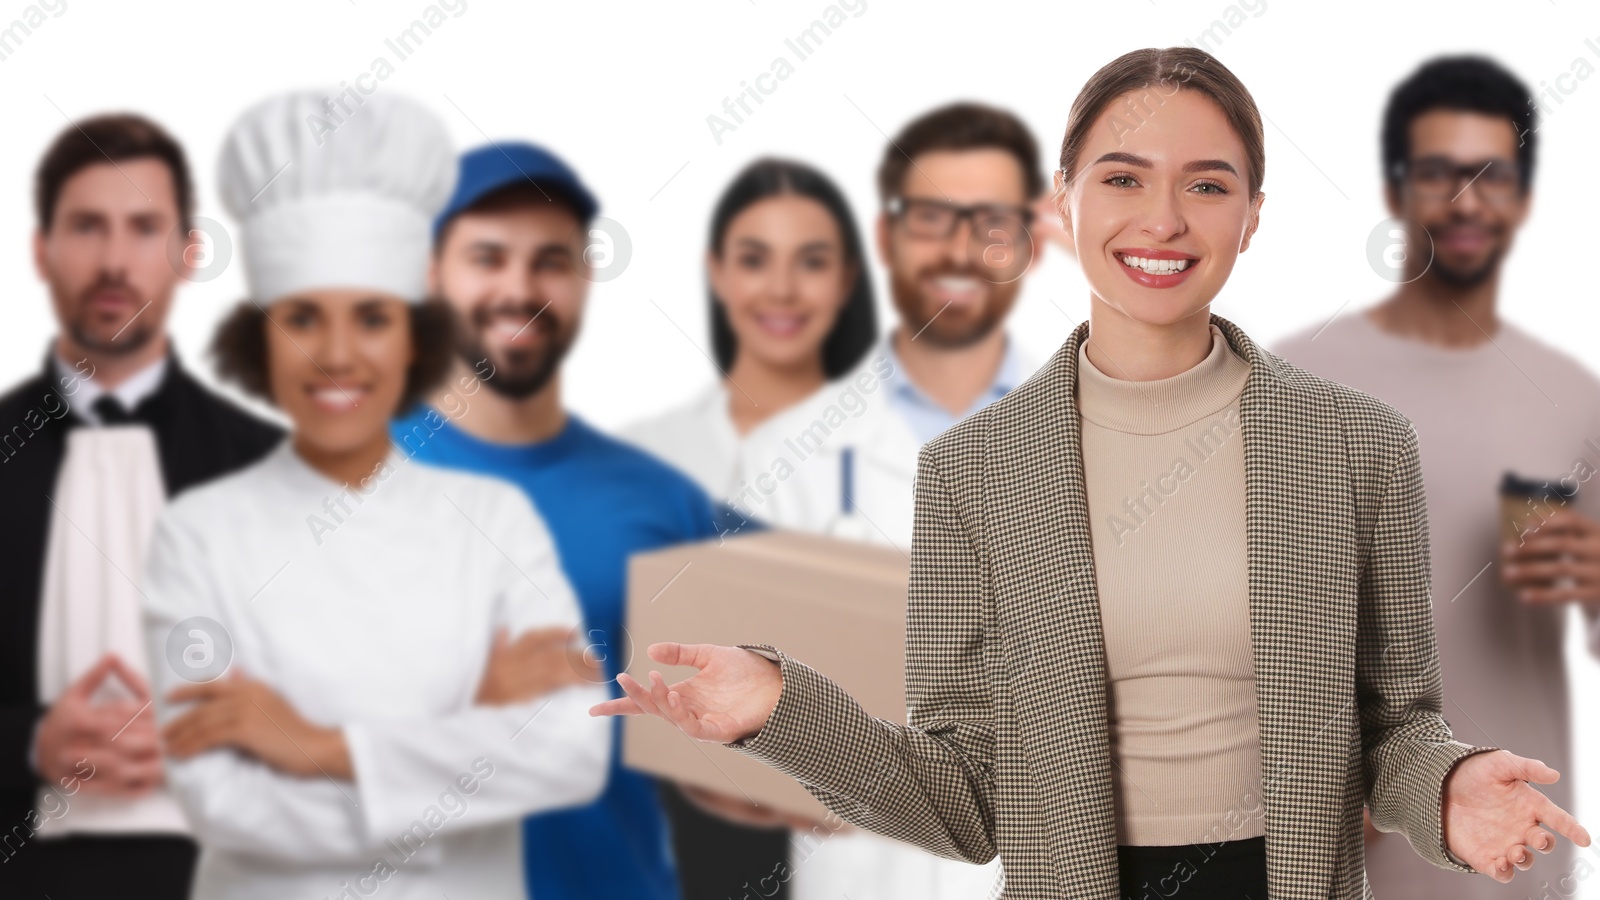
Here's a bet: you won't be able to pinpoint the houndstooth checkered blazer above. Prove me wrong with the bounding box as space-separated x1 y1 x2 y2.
724 313 1500 899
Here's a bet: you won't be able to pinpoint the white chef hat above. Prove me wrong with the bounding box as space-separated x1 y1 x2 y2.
218 90 456 305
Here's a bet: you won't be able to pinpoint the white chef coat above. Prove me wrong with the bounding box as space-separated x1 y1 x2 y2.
732 333 1042 900
140 440 610 900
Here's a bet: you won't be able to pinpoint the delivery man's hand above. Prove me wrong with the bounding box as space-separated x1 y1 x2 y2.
677 783 857 834
587 642 781 745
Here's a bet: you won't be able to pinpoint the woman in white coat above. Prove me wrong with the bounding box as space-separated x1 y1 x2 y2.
623 157 877 900
624 157 877 503
139 91 609 900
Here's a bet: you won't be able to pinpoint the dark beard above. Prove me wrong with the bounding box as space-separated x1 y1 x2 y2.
69 277 153 355
71 320 154 355
454 307 570 400
1429 246 1502 290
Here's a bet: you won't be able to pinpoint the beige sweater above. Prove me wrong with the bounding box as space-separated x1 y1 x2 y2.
1075 322 1261 846
1274 310 1600 899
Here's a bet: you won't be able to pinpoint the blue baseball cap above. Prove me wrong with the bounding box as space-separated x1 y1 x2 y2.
432 141 599 243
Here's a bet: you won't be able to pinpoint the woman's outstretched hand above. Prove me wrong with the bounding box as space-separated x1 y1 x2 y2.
1442 750 1592 883
587 642 783 745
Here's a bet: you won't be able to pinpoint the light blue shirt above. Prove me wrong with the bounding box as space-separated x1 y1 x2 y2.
883 332 1026 445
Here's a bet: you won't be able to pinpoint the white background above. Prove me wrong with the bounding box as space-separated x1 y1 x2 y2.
0 0 1595 891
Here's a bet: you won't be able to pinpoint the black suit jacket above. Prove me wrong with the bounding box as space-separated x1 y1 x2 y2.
0 350 282 831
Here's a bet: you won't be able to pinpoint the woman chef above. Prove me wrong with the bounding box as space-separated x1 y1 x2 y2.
139 90 609 900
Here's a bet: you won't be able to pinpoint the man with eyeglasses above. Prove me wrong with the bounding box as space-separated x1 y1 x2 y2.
710 101 1046 900
1274 55 1600 899
731 102 1047 549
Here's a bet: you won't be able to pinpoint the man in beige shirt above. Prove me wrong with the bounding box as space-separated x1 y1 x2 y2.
1274 54 1600 899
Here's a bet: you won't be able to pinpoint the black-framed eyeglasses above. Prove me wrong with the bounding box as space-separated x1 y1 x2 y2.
1393 156 1523 204
886 196 1035 240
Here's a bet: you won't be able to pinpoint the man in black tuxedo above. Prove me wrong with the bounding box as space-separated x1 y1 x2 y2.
0 114 281 898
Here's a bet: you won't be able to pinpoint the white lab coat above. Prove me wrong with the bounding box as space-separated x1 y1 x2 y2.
733 335 1042 900
621 382 747 501
140 441 610 900
622 379 853 508
730 346 918 548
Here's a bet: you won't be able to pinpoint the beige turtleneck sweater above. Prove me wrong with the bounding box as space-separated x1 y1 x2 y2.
1075 322 1262 847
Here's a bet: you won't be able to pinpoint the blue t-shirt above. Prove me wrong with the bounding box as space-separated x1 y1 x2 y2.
391 408 719 900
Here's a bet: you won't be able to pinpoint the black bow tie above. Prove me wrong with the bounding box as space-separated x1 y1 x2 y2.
93 396 150 426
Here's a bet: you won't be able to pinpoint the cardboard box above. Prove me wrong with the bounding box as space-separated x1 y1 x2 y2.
622 528 909 821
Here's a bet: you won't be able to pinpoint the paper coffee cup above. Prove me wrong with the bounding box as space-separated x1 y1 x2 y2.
1500 471 1580 590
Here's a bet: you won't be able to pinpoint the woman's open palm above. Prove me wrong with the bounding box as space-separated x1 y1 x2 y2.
588 642 784 744
1443 750 1592 883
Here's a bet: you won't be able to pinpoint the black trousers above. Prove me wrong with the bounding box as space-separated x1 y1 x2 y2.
659 781 792 900
11 834 197 899
1118 836 1269 900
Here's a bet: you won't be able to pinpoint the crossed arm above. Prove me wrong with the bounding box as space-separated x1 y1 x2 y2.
142 504 611 865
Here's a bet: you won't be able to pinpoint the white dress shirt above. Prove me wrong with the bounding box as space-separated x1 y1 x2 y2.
53 351 168 425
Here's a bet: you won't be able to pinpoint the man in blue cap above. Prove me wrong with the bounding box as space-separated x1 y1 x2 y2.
390 143 739 900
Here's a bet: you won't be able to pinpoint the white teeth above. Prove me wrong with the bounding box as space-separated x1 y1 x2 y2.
1119 254 1192 274
313 388 364 409
758 315 803 331
933 276 981 293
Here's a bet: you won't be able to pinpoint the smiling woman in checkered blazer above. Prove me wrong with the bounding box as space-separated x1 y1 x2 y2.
592 46 1592 900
